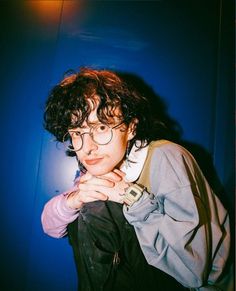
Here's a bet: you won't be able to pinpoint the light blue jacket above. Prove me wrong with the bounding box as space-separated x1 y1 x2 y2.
123 141 232 290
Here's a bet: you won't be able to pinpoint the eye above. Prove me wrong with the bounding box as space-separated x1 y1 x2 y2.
69 131 81 138
95 124 109 133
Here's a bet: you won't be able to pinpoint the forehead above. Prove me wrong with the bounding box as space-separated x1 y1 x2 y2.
71 106 122 127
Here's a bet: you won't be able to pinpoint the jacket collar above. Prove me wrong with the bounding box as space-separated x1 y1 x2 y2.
120 141 149 182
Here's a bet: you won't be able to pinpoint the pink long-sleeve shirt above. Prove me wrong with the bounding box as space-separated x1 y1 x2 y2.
41 183 80 238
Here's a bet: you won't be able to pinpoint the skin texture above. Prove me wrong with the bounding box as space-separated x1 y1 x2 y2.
66 108 136 210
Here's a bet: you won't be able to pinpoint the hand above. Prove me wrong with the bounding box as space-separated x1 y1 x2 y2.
100 169 131 203
66 170 126 209
79 169 131 204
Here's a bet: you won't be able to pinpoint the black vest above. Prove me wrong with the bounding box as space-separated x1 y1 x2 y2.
67 201 187 291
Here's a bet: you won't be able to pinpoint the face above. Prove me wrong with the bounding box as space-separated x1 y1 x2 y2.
68 109 136 176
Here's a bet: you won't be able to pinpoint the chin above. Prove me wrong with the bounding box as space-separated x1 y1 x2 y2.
86 165 115 176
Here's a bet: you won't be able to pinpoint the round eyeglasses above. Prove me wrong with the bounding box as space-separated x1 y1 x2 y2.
63 121 124 152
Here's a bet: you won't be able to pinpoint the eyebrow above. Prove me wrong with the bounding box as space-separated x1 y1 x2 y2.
87 121 101 126
68 121 102 131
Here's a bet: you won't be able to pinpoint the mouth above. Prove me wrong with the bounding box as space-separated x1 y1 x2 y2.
84 157 104 165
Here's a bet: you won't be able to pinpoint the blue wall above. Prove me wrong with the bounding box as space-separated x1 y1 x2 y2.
0 1 234 290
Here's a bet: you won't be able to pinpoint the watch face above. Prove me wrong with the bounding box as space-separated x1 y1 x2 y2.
130 189 138 197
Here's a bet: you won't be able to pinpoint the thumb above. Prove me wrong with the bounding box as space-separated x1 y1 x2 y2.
80 172 93 183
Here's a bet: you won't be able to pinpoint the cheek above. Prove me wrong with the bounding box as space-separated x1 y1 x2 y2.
111 134 127 152
111 146 126 162
97 143 127 173
102 154 125 174
108 140 127 164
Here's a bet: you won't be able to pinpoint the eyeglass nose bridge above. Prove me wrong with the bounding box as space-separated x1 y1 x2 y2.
80 131 93 139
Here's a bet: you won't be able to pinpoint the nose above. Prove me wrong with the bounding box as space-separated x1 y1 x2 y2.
82 133 98 154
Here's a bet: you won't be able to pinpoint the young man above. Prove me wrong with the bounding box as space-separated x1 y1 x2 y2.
42 68 231 291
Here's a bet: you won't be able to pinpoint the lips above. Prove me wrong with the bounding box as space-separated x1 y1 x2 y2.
84 157 103 165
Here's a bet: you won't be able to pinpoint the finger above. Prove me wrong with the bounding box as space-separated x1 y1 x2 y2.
98 171 123 182
113 168 126 177
86 178 115 187
79 190 108 202
80 172 93 183
79 182 114 193
66 189 108 209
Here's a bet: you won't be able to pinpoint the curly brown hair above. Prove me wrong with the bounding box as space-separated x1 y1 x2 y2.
44 67 169 155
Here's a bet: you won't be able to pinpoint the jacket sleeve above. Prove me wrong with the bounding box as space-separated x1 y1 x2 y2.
41 192 80 238
123 145 229 288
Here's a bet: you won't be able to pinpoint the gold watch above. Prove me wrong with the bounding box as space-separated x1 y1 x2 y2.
123 183 146 207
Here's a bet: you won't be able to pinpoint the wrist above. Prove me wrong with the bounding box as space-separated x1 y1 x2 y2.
123 183 146 207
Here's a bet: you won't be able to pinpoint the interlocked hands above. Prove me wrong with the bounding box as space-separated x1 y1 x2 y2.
66 169 131 210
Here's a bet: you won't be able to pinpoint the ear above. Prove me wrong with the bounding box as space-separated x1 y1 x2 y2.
127 118 138 141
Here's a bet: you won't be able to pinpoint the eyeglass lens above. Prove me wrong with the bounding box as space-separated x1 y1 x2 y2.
63 124 114 152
